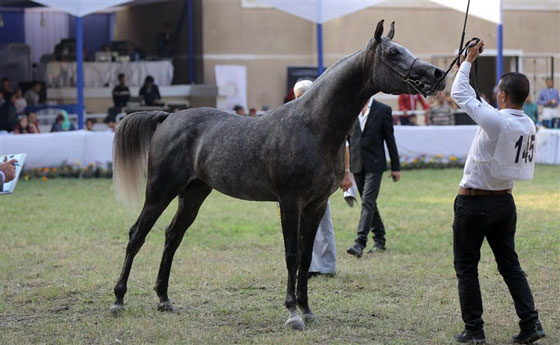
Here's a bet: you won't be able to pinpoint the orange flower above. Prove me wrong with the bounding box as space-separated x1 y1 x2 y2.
52 167 57 172
43 167 49 173
42 176 48 181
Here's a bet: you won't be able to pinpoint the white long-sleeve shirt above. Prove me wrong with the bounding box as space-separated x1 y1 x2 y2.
451 62 535 190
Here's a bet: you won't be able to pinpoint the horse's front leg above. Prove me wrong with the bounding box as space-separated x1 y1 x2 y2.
297 200 328 322
279 199 304 330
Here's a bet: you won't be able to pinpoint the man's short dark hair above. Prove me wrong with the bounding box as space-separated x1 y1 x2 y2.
118 73 125 80
1 78 9 84
499 72 530 107
233 105 243 112
86 118 94 124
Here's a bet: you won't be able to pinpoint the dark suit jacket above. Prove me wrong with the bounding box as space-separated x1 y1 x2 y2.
348 100 400 173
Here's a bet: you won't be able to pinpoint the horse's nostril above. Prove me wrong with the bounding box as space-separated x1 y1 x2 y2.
434 68 444 80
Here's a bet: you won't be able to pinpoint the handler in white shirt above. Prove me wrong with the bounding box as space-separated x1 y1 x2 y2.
450 40 545 345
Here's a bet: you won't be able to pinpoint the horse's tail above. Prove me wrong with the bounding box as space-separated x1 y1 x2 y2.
113 111 169 205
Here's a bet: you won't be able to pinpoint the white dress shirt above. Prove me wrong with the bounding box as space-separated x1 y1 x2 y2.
451 62 535 190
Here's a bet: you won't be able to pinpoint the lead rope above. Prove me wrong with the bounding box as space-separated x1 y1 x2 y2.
429 0 481 99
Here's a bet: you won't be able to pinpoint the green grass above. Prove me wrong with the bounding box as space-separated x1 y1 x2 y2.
1 167 558 344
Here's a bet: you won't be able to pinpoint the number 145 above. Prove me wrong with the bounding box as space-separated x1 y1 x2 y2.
514 135 535 164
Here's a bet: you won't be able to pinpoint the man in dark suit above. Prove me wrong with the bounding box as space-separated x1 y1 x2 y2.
343 98 401 257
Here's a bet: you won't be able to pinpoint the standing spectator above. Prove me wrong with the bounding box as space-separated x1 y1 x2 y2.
139 76 161 106
1 78 11 94
85 118 95 131
450 40 545 344
428 91 455 125
0 92 18 132
345 97 401 257
537 77 559 128
50 110 75 132
24 82 41 106
523 94 539 125
112 74 130 109
158 23 175 58
27 111 40 133
14 89 27 115
233 105 246 116
0 91 4 107
293 80 336 277
398 93 429 125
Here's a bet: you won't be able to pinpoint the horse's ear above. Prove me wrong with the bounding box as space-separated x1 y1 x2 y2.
374 19 384 43
387 21 395 40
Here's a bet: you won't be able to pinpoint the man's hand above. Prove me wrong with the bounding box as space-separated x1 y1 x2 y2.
0 156 18 183
465 39 484 63
340 172 353 191
389 171 401 182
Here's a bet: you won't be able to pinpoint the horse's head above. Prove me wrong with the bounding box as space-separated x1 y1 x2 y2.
367 20 445 96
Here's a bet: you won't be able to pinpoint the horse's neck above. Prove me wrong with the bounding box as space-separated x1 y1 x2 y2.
298 50 376 151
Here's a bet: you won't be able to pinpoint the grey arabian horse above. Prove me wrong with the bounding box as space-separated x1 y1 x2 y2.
110 20 445 329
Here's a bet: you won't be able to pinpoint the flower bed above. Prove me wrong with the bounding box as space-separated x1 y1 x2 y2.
24 162 112 180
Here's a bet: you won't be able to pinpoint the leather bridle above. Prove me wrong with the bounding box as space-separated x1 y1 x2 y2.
381 0 481 99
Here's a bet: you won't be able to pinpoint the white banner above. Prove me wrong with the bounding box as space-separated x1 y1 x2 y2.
215 65 248 111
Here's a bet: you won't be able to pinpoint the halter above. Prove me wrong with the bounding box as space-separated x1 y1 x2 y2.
381 57 428 97
382 0 481 99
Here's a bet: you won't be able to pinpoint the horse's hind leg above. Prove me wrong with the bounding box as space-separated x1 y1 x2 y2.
110 179 179 315
154 180 212 312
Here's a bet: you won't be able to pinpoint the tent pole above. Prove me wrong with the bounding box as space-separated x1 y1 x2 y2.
76 16 84 129
496 0 503 83
187 0 194 84
317 23 324 75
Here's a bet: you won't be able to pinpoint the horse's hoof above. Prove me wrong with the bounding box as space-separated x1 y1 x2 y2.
157 301 176 313
284 314 304 330
110 303 124 316
303 312 315 323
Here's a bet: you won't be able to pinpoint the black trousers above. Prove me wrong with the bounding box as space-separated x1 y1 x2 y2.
353 170 385 248
453 194 538 331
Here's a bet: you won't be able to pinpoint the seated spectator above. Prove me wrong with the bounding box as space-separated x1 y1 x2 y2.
0 92 18 132
249 108 257 117
139 76 161 106
523 94 538 124
1 78 11 94
50 110 75 132
85 118 95 131
13 115 38 134
398 93 429 125
407 114 418 126
428 91 455 126
27 111 40 133
106 120 116 132
14 89 27 115
24 82 42 106
158 23 174 58
233 105 246 116
113 73 130 109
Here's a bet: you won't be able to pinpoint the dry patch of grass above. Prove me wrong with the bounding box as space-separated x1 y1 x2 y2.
1 166 558 344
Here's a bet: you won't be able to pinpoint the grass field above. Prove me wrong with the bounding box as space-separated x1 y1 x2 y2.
1 167 558 345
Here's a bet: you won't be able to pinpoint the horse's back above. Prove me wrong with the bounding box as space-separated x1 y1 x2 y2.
150 107 279 201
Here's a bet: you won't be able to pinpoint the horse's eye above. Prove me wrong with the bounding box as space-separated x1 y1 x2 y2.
388 49 400 57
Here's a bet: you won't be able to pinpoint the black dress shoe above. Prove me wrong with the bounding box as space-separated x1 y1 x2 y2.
453 329 486 344
346 244 363 258
367 242 386 254
513 320 545 344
